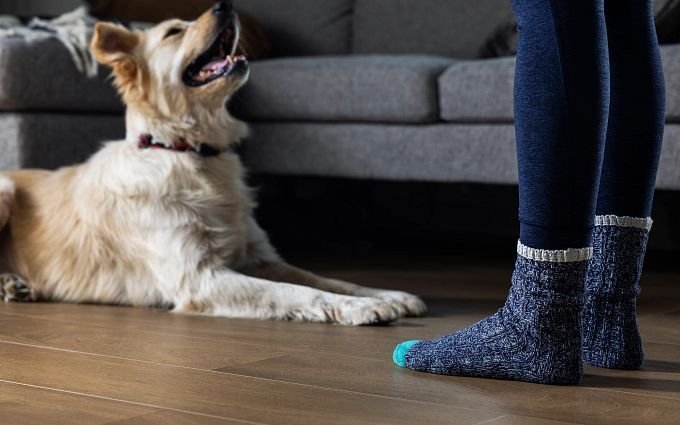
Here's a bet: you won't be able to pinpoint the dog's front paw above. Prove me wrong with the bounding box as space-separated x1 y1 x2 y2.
326 296 401 326
371 290 427 317
0 274 36 302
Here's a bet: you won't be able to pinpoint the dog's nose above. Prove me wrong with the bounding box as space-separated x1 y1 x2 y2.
212 0 233 16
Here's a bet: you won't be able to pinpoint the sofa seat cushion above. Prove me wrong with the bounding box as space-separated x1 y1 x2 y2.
242 123 680 189
439 56 515 123
242 123 519 183
0 38 123 113
236 55 455 123
439 45 680 123
663 44 680 122
0 113 124 171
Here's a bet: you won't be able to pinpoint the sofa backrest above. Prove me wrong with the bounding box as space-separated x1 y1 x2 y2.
233 0 514 59
233 0 353 56
352 0 514 59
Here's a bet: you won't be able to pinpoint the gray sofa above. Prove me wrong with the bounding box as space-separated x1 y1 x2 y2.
1 0 679 192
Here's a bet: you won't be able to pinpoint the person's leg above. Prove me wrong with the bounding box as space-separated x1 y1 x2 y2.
583 0 666 370
392 0 610 385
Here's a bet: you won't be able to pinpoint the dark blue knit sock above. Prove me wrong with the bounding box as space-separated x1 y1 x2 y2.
393 243 590 385
583 215 651 370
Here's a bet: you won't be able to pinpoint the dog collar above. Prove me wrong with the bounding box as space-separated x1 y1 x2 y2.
137 134 222 158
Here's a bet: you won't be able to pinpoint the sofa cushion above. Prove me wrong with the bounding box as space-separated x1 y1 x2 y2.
0 113 124 171
439 45 680 123
233 0 352 56
242 123 519 183
236 55 455 123
352 0 514 59
242 122 680 189
439 56 515 123
86 1 272 59
0 38 123 113
664 45 680 123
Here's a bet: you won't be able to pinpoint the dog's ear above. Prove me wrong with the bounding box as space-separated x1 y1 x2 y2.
92 22 139 65
91 22 141 87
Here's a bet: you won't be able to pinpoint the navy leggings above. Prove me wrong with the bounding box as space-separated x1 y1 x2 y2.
512 0 666 250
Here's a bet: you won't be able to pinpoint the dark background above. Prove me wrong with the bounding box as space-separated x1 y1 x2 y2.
253 175 680 270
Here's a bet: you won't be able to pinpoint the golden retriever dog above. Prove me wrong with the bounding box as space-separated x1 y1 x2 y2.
0 1 426 325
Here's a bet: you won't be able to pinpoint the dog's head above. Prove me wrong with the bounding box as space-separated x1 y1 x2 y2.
91 1 248 117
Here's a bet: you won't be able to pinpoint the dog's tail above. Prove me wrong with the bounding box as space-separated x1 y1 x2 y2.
0 175 15 230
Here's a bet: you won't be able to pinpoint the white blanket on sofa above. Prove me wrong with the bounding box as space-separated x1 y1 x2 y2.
0 7 98 77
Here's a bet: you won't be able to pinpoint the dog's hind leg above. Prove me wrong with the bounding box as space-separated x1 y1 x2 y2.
0 176 36 302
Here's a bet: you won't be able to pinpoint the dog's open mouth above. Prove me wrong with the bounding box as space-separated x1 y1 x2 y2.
182 24 247 87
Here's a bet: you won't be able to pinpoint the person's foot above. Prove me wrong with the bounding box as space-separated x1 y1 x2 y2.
583 215 651 370
393 244 591 385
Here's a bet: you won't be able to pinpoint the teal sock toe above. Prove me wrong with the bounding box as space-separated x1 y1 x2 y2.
393 340 421 367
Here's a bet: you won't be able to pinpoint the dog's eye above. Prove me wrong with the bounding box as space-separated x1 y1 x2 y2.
164 27 183 39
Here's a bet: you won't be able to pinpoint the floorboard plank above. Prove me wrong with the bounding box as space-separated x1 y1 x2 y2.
0 302 499 361
0 341 494 425
0 381 154 425
105 411 262 425
216 346 680 425
640 309 680 344
475 415 583 425
0 312 294 370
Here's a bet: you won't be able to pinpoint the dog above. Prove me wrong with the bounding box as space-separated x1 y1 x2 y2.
0 1 426 325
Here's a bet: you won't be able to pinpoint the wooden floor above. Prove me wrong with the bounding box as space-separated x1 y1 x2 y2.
0 255 678 425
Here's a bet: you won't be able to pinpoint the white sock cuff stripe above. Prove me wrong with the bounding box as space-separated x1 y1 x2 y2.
517 241 593 263
594 215 653 231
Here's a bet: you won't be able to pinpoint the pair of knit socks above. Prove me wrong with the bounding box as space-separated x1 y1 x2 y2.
393 215 652 385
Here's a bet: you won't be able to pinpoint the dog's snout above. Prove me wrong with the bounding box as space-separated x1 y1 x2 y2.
212 1 233 17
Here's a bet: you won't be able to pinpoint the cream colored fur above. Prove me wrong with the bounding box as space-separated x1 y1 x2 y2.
0 176 13 231
0 6 426 325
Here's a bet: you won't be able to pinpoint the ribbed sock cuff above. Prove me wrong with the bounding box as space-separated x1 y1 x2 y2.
594 215 653 231
517 240 593 262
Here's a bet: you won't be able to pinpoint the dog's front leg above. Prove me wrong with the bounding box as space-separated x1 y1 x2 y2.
240 262 427 318
172 269 401 325
240 218 426 317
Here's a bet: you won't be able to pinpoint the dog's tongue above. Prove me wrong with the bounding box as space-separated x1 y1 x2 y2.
202 58 230 72
192 55 245 82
